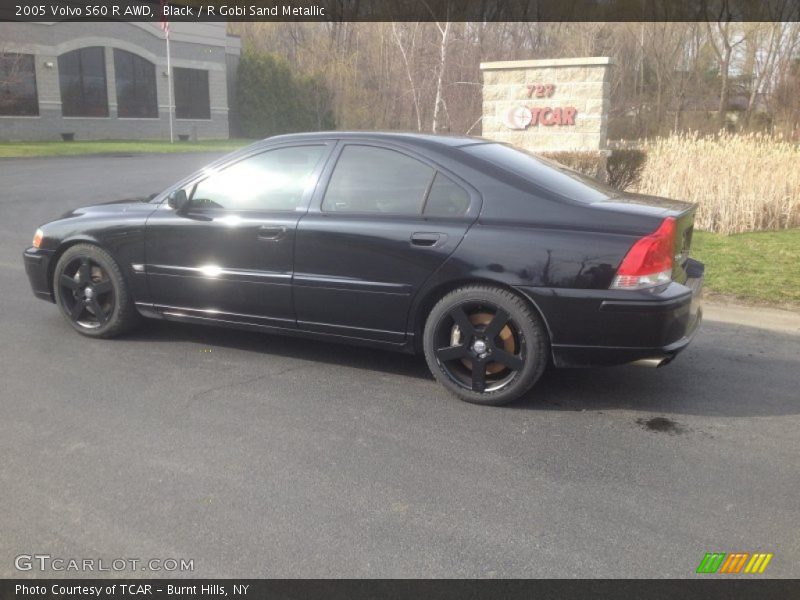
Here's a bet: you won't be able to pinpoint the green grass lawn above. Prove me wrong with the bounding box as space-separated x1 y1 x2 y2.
0 139 253 158
691 229 800 307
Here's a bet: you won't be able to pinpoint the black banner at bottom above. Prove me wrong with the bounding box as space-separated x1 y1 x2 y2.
2 579 799 600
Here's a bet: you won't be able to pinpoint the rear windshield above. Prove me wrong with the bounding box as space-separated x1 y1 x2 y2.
462 143 616 203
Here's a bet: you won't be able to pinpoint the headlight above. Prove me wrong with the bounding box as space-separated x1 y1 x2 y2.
32 228 43 248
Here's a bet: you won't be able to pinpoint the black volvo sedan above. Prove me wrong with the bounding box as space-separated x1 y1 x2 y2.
23 133 703 405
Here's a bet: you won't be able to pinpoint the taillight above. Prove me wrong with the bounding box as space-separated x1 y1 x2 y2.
610 217 676 290
32 228 43 248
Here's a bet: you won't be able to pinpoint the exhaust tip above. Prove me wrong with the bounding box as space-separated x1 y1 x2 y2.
630 356 672 368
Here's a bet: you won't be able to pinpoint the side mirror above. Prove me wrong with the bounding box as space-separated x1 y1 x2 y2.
167 189 189 212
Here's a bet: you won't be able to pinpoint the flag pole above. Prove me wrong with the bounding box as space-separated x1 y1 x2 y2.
161 1 174 143
166 32 174 143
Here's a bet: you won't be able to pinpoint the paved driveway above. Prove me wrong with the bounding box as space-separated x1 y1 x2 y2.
1 154 798 577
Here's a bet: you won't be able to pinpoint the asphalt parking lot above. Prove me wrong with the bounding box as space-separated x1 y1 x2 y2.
1 154 798 578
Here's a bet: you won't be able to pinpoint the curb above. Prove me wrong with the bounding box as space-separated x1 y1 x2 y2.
704 301 800 335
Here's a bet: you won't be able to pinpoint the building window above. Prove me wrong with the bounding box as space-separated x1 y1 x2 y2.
58 47 109 117
113 49 157 118
174 67 210 119
0 53 39 116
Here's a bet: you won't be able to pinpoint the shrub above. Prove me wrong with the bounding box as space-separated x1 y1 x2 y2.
537 149 647 191
537 151 607 179
606 149 647 191
237 48 334 138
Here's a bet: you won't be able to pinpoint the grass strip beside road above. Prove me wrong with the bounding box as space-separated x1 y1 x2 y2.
691 229 800 307
0 139 253 158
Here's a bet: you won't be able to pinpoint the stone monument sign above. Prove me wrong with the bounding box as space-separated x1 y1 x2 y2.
480 57 613 153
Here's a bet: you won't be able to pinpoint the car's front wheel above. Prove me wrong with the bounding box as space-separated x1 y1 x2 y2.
423 285 549 405
53 244 139 338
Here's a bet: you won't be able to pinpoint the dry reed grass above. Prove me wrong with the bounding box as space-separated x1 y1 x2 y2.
632 132 800 234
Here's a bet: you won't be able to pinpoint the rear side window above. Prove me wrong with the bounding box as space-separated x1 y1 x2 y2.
191 145 326 211
322 145 434 214
423 173 470 217
463 143 614 203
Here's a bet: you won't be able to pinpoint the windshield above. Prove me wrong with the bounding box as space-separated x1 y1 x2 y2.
462 143 616 203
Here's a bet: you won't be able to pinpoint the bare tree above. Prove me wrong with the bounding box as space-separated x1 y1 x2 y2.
742 22 789 128
644 23 689 134
706 20 748 129
230 20 800 140
391 22 423 131
431 20 451 132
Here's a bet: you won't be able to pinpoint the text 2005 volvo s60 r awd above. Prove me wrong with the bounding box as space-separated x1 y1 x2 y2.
23 133 703 405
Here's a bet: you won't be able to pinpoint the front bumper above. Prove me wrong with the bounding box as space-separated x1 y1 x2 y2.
23 247 55 302
519 259 704 368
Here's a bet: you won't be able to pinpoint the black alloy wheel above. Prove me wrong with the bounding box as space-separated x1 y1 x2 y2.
53 244 139 338
58 256 114 329
423 286 548 405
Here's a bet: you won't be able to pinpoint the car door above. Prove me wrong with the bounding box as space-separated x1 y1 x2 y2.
144 143 332 327
293 142 480 343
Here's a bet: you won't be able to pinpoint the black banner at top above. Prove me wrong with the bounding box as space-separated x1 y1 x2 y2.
2 0 800 22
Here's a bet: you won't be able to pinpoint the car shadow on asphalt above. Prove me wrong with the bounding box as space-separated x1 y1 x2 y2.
124 319 433 381
120 318 798 418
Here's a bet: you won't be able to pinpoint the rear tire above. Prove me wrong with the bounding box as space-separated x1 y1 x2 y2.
53 244 139 338
423 285 548 406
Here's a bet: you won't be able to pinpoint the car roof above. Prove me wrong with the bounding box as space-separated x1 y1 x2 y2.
259 131 491 151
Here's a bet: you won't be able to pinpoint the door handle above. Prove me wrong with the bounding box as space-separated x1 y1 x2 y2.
410 232 445 247
257 225 287 241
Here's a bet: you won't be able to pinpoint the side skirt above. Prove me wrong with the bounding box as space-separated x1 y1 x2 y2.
134 302 415 354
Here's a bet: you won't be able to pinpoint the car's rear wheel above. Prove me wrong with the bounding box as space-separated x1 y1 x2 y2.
53 244 139 338
423 285 548 405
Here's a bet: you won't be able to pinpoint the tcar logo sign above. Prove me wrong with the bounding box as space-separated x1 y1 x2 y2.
503 106 533 130
502 81 578 130
503 106 577 129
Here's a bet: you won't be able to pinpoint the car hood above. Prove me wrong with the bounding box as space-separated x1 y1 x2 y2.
60 196 159 219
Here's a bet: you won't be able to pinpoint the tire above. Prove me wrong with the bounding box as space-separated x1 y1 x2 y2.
53 243 140 338
423 285 549 406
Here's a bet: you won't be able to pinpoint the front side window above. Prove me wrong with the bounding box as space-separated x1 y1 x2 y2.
174 67 210 119
190 146 327 212
322 145 434 214
114 49 157 118
0 53 38 116
58 47 109 117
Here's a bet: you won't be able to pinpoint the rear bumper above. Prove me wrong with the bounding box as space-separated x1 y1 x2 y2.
23 247 55 302
519 259 704 368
